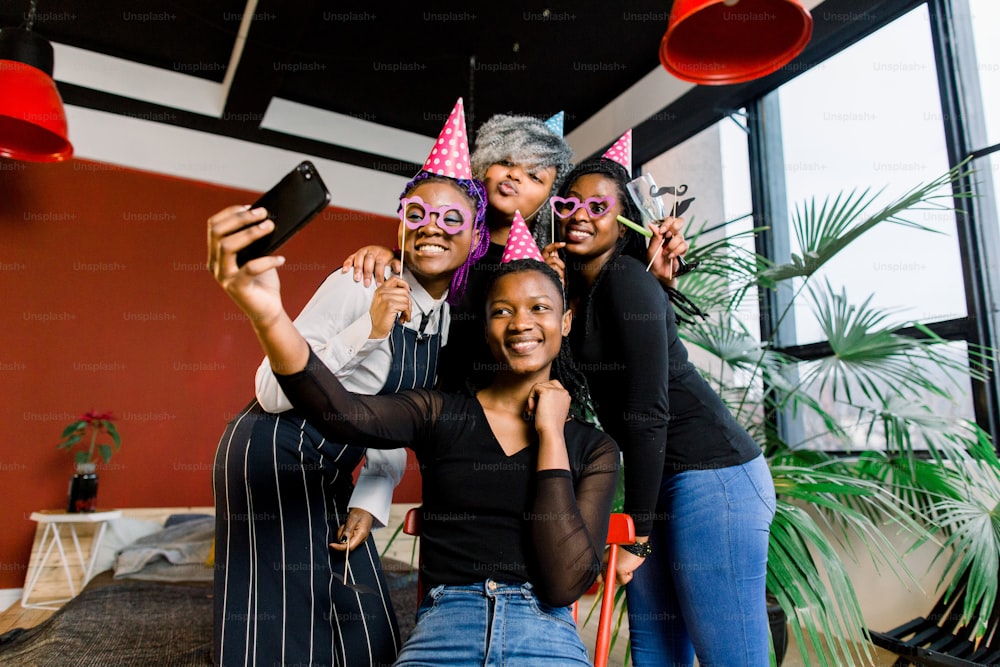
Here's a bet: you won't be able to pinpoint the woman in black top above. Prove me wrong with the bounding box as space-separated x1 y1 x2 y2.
208 205 618 666
554 156 776 666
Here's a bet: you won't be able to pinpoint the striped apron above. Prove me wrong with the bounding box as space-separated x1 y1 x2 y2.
213 312 442 667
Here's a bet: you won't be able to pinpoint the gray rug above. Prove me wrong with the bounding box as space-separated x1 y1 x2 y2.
0 562 419 666
0 576 214 666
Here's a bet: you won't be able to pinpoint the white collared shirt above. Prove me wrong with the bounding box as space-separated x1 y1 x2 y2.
255 266 449 527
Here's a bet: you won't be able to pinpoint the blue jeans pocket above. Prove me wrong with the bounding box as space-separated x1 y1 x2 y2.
414 584 447 623
744 455 777 517
526 597 579 633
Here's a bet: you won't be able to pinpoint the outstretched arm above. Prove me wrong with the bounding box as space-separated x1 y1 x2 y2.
209 205 433 450
208 205 310 376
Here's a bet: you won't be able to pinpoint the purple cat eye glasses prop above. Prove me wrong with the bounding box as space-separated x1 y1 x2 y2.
397 195 473 234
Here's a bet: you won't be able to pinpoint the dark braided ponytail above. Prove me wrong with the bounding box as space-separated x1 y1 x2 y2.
557 157 707 327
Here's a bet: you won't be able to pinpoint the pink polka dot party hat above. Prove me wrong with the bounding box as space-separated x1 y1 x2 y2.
601 128 632 176
421 97 471 180
501 210 544 263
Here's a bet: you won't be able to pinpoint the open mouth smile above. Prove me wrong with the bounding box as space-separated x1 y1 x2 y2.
564 223 594 243
506 336 542 354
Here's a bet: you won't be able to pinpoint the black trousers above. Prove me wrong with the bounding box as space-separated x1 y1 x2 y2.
213 403 401 667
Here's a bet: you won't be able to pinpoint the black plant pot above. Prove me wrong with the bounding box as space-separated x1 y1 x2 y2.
67 462 98 512
768 595 789 666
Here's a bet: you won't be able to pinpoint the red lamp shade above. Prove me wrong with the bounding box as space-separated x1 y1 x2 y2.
659 0 813 85
0 27 72 162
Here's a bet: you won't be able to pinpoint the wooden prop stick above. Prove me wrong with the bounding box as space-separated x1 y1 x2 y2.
645 189 678 273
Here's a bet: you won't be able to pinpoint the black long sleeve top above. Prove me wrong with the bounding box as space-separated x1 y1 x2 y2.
276 349 620 606
569 254 761 536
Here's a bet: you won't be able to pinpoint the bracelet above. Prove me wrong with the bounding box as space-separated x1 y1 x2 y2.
621 540 653 558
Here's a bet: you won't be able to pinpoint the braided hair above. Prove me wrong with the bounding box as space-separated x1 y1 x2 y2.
480 259 594 421
558 157 708 326
557 158 645 321
399 171 490 305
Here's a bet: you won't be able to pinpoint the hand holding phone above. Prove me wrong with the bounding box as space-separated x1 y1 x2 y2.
236 160 331 266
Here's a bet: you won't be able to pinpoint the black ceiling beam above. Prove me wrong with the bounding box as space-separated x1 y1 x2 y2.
221 0 322 129
58 81 421 177
629 0 928 167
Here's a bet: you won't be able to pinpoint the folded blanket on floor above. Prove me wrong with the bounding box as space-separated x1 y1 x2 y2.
114 516 214 582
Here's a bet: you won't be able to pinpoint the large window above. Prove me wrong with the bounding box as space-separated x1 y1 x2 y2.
775 5 963 346
639 0 1000 451
965 0 1000 241
641 113 756 335
968 0 1000 146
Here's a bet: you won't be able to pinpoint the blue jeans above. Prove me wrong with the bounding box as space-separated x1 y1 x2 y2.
626 454 776 667
394 580 591 666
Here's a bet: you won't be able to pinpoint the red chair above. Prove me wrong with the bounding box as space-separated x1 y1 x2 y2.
402 508 635 667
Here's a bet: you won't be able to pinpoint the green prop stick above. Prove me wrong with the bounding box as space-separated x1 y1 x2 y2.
616 215 652 238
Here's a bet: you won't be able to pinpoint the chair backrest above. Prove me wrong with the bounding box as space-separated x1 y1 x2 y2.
870 568 1000 666
402 507 634 667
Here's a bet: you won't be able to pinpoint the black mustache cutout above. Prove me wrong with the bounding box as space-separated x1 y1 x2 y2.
648 185 694 216
650 184 688 197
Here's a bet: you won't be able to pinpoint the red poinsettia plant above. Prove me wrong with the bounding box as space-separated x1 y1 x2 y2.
57 410 122 465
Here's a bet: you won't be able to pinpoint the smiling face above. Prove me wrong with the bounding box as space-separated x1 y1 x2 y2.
482 160 557 226
398 180 476 298
485 268 571 378
558 173 625 264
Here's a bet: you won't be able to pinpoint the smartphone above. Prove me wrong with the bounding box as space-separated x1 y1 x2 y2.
236 160 331 267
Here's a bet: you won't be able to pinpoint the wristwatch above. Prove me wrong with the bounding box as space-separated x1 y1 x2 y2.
621 540 653 558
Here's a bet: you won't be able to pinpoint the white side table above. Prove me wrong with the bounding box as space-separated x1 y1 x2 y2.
21 509 123 609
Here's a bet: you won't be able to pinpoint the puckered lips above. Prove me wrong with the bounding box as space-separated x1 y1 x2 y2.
496 180 519 197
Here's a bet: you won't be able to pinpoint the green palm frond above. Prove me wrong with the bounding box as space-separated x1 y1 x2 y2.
759 162 969 283
797 280 976 405
654 160 995 666
767 456 942 666
767 502 874 667
682 315 773 371
676 222 768 313
865 397 991 464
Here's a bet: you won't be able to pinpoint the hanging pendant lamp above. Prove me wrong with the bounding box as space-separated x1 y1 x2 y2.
659 0 813 85
0 19 73 162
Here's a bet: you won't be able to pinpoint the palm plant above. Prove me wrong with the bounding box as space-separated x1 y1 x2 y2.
678 160 1000 666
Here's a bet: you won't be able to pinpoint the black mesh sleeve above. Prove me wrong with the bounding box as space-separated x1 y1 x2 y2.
528 436 620 606
274 347 439 452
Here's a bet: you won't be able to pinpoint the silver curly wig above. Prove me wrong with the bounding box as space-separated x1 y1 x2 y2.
470 114 574 247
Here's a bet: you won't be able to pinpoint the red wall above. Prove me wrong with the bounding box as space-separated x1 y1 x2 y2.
0 157 421 589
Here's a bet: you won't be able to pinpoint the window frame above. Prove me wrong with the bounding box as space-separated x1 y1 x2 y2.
626 0 1000 451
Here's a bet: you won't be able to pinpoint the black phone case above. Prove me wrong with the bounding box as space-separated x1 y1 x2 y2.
236 160 331 266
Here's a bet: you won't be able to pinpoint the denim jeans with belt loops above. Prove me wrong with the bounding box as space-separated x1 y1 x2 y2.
625 454 777 667
393 579 592 666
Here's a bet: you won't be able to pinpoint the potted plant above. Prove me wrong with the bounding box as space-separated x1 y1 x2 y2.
675 159 1000 666
571 161 999 666
57 410 121 512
